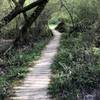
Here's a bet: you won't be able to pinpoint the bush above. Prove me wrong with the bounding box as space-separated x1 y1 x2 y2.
49 31 100 100
0 36 51 99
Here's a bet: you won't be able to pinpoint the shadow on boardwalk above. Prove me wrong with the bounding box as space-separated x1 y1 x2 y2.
11 30 61 100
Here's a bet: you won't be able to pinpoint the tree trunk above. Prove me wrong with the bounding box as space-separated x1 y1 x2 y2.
14 0 48 47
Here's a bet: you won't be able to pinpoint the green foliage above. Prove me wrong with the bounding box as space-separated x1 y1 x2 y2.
76 0 97 24
49 31 100 99
0 38 50 99
57 0 98 25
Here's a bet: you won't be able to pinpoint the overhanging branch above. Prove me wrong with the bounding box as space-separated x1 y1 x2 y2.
0 0 47 28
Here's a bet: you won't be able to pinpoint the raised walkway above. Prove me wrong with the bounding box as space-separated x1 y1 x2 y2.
11 30 61 100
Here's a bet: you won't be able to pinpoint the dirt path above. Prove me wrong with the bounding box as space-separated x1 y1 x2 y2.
11 30 61 100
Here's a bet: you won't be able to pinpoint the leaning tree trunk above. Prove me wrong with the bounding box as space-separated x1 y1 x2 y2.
14 0 48 47
0 0 47 29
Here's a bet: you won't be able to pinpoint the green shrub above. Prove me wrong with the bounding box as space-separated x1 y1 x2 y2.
0 37 50 99
49 31 100 100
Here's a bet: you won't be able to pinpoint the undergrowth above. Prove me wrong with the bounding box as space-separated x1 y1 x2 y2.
48 32 100 100
0 37 51 100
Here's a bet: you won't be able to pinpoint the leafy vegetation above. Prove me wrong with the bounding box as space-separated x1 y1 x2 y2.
0 37 50 99
49 0 100 100
49 31 100 100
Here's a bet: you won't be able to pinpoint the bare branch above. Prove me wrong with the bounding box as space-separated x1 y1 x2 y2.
60 0 74 28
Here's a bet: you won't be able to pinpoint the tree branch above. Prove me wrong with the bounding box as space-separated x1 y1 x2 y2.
0 0 47 28
14 0 48 46
60 0 74 28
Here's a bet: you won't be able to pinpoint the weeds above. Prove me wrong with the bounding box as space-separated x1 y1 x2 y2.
49 32 100 100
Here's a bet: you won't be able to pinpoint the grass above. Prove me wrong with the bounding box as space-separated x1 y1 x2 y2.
0 37 51 99
48 31 100 100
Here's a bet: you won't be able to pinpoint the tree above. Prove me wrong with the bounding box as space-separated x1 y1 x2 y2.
0 0 49 46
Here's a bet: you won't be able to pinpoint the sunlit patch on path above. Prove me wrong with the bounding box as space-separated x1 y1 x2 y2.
11 30 61 100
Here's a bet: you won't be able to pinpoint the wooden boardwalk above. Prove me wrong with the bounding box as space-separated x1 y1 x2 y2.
11 30 61 100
